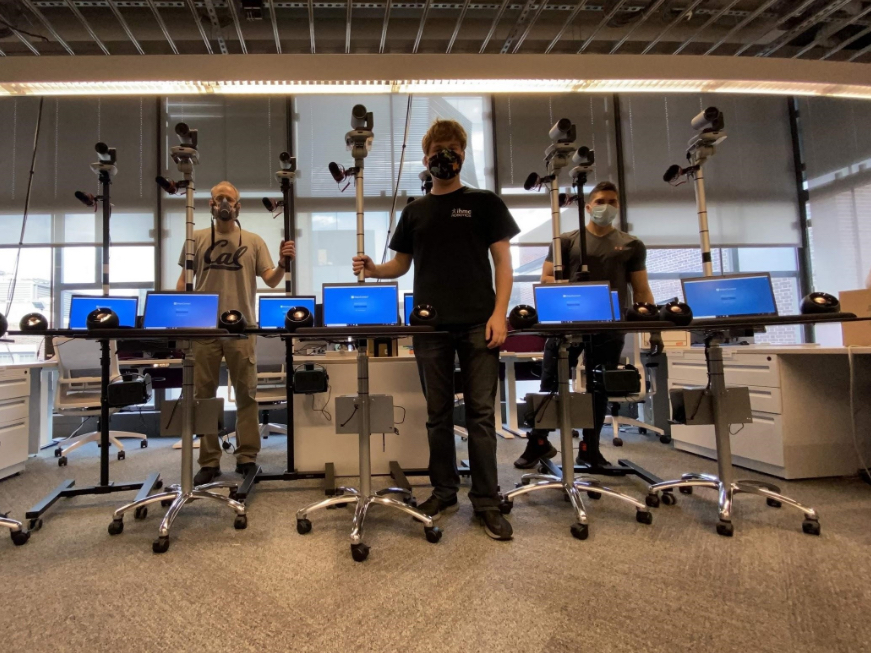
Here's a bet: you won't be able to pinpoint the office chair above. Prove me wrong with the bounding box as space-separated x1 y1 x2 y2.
605 333 665 446
226 335 288 443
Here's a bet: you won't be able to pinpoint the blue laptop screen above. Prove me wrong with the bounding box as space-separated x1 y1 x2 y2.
323 284 398 327
143 293 219 329
682 275 777 319
404 294 414 326
611 291 620 321
534 284 614 324
69 296 138 329
259 296 316 329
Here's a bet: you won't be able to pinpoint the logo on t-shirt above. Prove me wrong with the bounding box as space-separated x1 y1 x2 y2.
451 208 472 218
204 239 248 271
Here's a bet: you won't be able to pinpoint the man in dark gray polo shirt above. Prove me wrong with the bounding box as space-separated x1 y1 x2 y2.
514 180 655 469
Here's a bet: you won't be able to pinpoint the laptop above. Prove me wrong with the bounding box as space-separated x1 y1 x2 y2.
69 295 138 329
322 283 399 327
403 293 415 326
681 273 778 319
258 295 316 329
533 282 614 324
611 290 621 321
143 292 220 329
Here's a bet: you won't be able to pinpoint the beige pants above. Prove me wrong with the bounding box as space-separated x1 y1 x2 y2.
193 337 260 468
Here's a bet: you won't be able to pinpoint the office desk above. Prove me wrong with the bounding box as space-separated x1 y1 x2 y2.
0 361 58 478
668 344 871 479
498 351 543 438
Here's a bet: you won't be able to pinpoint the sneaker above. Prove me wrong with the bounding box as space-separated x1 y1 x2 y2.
576 444 612 468
477 509 513 541
194 466 222 485
417 495 459 521
514 438 558 469
235 461 258 476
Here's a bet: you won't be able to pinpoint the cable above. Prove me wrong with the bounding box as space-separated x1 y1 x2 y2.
379 94 414 268
6 97 45 316
311 384 332 421
848 346 871 484
339 403 358 428
394 404 407 425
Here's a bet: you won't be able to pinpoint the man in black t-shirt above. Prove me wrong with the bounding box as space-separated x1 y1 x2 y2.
514 181 655 470
353 119 519 541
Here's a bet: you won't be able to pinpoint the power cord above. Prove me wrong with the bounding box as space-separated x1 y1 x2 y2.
311 384 332 422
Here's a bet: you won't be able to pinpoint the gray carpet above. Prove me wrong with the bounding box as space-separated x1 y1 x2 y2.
1 430 870 653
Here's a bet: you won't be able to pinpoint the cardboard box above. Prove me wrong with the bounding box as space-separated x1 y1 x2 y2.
641 330 690 350
840 289 871 346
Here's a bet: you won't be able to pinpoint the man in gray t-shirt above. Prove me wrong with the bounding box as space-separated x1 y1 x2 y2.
176 181 295 485
514 181 655 470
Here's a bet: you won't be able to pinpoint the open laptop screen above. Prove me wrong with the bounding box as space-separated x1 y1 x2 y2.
259 295 316 329
69 295 138 329
143 293 219 329
533 283 614 324
681 274 778 319
322 283 399 327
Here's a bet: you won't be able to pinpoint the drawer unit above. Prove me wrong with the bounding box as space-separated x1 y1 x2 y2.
672 411 785 470
0 397 29 426
668 381 782 416
668 349 781 389
0 420 28 475
0 368 31 479
0 368 29 402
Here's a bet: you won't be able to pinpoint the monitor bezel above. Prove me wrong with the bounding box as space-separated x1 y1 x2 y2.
257 294 317 329
680 272 778 319
532 281 615 324
143 290 221 329
68 294 139 329
321 282 401 327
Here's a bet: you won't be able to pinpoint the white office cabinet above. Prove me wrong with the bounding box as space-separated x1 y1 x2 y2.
667 347 863 479
0 368 30 479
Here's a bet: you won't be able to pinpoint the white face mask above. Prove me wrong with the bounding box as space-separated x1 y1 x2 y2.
590 203 618 227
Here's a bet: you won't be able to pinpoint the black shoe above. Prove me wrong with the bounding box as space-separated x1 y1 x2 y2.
514 438 558 469
477 509 513 541
235 462 258 476
417 495 459 521
576 444 612 468
194 466 221 485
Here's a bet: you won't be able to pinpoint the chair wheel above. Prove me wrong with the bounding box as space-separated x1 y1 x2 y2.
802 519 821 536
58 456 67 467
234 514 247 530
228 489 238 501
404 496 418 508
54 447 62 458
766 498 782 508
636 510 653 525
587 491 602 500
161 499 173 508
639 427 648 435
661 492 677 506
108 519 124 535
499 500 513 515
134 507 148 520
660 435 672 444
140 440 148 449
152 536 170 554
117 451 125 461
679 486 693 495
716 521 734 537
645 494 660 508
613 437 624 447
154 480 163 490
351 542 370 562
10 529 30 546
296 518 312 534
29 518 43 532
571 430 579 438
570 522 589 540
424 526 442 543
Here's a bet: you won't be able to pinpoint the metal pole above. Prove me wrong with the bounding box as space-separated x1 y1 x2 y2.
285 334 295 472
707 340 733 522
550 168 564 282
557 340 574 483
281 177 292 293
181 168 195 494
101 170 111 296
692 167 714 277
99 338 110 486
184 172 195 291
355 160 365 283
574 173 589 280
357 341 371 497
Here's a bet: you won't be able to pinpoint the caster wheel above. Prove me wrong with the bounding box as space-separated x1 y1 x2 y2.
351 543 370 562
134 507 147 521
154 480 163 490
517 479 528 488
660 435 672 444
613 437 624 447
639 427 648 435
161 499 173 508
10 529 30 546
424 526 442 543
645 494 660 508
228 489 238 501
570 522 589 540
140 440 148 449
571 430 580 438
404 497 418 508
537 464 548 475
234 514 248 530
296 518 312 535
54 447 62 458
636 510 653 525
716 521 734 537
661 492 677 506
766 498 782 508
499 500 513 515
29 518 43 532
679 486 693 495
587 491 602 500
107 519 124 535
152 537 170 554
58 456 67 467
802 520 821 536
117 451 125 461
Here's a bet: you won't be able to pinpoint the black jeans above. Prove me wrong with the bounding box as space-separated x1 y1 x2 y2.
532 334 625 447
413 324 501 510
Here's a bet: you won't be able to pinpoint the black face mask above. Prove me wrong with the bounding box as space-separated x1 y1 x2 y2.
428 149 462 180
213 198 237 222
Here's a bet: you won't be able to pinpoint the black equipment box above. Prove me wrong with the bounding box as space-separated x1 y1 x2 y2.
107 373 152 408
294 364 329 394
591 365 641 396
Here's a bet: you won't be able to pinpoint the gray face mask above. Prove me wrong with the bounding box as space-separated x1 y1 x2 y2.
590 203 618 227
213 198 237 222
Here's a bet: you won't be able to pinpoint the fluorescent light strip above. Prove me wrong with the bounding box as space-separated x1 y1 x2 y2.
1 79 870 99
